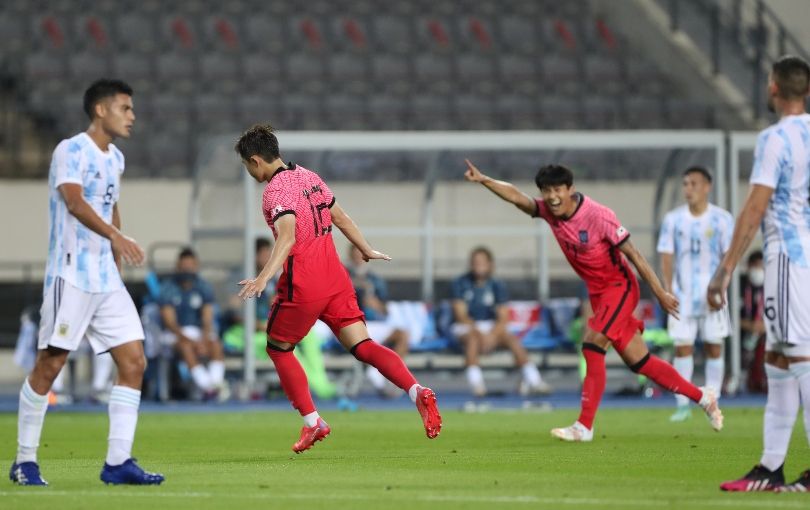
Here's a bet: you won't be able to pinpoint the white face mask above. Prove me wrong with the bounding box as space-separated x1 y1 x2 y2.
748 267 765 287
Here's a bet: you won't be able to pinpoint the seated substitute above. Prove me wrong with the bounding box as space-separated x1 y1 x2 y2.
346 245 410 395
160 247 227 399
451 246 550 397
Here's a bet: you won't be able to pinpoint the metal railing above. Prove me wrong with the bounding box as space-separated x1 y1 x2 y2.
663 0 810 120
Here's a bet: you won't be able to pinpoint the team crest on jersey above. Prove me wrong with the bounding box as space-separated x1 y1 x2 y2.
579 230 589 243
705 227 714 239
57 323 69 337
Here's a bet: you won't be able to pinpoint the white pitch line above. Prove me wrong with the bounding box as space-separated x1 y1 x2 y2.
0 490 806 508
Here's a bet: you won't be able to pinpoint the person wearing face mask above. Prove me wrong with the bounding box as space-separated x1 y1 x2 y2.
159 247 227 400
740 250 766 393
657 166 735 423
451 246 550 397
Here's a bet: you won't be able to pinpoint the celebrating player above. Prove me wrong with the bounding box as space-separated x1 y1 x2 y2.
657 167 734 422
10 80 164 486
708 55 810 492
235 125 441 452
464 159 723 442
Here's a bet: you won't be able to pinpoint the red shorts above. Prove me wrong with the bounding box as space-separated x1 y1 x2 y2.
266 287 365 344
588 279 644 352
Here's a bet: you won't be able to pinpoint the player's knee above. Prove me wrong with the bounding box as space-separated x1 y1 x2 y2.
118 354 146 378
628 353 651 373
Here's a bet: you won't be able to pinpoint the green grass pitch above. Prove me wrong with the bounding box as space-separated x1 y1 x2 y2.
1 407 809 509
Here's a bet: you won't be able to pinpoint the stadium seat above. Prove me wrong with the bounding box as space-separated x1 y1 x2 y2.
235 93 280 127
497 16 542 55
323 93 368 130
370 54 412 96
114 13 158 53
243 14 289 53
494 94 542 129
327 52 371 94
413 53 454 94
371 16 416 54
199 52 240 91
110 52 154 92
367 93 409 130
453 94 499 130
455 53 498 95
285 52 327 93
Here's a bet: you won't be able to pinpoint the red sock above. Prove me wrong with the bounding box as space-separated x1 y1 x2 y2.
578 344 607 430
266 346 316 416
352 339 418 391
633 354 703 402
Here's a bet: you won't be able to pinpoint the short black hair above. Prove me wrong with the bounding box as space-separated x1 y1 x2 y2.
178 246 197 261
470 246 494 263
747 249 764 265
535 164 574 189
235 124 281 162
683 166 713 183
255 237 271 253
83 79 133 120
772 55 810 100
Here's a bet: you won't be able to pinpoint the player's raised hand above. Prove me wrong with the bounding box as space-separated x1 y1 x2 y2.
110 232 145 266
362 249 392 262
706 266 731 311
238 276 268 300
657 291 680 321
464 159 486 183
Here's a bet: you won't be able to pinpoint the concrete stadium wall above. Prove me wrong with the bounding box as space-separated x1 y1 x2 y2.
0 178 751 281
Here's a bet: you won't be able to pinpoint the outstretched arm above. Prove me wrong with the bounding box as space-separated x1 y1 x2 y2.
331 202 391 262
464 159 537 216
238 214 296 299
707 184 773 309
619 238 680 319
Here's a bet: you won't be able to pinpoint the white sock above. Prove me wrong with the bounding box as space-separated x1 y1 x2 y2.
51 367 66 393
466 365 485 390
366 366 387 390
788 361 810 448
92 353 114 392
704 357 725 399
672 355 694 408
16 379 49 463
760 364 799 471
408 384 421 403
303 411 320 427
106 386 140 466
209 360 225 386
190 364 213 391
521 363 542 387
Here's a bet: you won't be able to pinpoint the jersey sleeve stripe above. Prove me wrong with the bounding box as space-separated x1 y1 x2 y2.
271 210 296 223
614 233 631 247
328 196 336 208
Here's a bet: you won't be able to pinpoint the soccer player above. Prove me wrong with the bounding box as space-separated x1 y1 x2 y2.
657 167 734 422
708 55 810 492
10 80 164 486
463 159 723 442
235 125 441 452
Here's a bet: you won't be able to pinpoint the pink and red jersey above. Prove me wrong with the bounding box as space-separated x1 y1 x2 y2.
534 194 634 295
262 164 350 302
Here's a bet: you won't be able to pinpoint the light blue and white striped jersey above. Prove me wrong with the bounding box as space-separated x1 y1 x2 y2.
750 113 810 267
44 132 125 295
657 204 734 317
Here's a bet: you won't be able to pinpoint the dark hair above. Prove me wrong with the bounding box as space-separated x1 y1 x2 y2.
470 246 494 263
747 249 764 265
683 166 713 183
255 237 271 253
83 79 133 120
535 164 574 189
178 247 197 261
772 55 810 100
235 124 280 162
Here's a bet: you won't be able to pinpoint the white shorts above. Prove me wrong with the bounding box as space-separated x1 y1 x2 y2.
668 309 729 346
161 325 204 346
38 277 145 354
451 320 495 338
764 253 810 357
